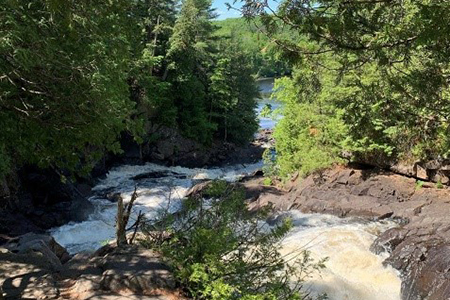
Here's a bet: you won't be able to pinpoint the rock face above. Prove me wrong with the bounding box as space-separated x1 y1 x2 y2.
0 234 181 300
246 166 450 300
0 234 68 299
119 125 269 168
0 167 94 237
384 159 450 184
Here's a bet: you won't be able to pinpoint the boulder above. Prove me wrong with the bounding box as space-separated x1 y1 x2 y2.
0 250 60 299
98 245 175 295
245 166 450 300
415 164 429 180
4 233 70 266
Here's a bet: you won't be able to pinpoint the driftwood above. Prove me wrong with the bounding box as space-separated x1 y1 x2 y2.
116 186 141 246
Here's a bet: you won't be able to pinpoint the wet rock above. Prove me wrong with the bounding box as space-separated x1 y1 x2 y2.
185 180 212 199
371 228 408 254
132 171 186 181
245 167 450 300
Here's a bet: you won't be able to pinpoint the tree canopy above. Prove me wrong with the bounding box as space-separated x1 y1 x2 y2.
0 0 261 176
240 0 450 176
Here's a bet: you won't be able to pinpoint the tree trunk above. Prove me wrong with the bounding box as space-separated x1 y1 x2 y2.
116 195 127 246
116 187 139 247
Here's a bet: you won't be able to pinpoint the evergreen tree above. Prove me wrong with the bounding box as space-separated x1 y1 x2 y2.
210 39 259 144
242 0 450 174
166 0 217 144
0 0 136 174
129 0 179 135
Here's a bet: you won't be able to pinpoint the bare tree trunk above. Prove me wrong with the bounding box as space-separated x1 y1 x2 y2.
116 186 139 247
116 195 127 246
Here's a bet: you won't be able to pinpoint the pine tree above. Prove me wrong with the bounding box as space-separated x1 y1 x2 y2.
210 39 259 144
166 0 217 144
0 0 136 174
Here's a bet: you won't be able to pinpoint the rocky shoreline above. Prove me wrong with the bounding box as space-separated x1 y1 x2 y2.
2 163 449 299
0 130 272 299
3 127 449 299
0 129 272 239
0 233 181 299
243 166 450 300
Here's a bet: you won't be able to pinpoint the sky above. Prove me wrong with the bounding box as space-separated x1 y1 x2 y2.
212 0 280 20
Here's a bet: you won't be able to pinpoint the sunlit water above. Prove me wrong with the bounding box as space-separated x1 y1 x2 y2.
279 211 401 300
50 162 263 253
50 78 401 299
256 78 282 130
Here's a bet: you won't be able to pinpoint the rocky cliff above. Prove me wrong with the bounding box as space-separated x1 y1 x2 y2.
244 166 450 300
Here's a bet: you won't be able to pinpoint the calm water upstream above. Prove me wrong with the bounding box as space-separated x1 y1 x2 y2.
50 78 401 300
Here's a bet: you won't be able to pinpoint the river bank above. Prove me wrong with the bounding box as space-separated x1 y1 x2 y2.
0 128 272 240
2 162 448 299
241 166 450 300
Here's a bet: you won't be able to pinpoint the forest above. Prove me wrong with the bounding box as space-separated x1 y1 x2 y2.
2 0 450 299
3 0 448 181
0 0 262 177
249 0 450 179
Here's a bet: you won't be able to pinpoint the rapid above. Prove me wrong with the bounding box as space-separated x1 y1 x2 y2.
50 79 402 300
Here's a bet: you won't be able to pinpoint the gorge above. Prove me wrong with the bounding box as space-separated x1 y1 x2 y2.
2 1 450 299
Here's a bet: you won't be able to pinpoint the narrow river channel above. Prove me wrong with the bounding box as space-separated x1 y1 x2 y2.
50 79 402 300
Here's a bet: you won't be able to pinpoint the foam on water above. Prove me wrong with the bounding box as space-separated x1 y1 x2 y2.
279 211 402 300
50 162 263 253
50 86 402 298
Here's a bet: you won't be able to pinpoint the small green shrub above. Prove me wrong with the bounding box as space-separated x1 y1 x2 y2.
436 180 444 189
416 180 424 190
144 180 326 299
263 177 273 186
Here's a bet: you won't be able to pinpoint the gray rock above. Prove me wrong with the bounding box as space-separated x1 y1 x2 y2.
98 246 175 295
0 251 60 299
4 233 70 265
246 167 450 300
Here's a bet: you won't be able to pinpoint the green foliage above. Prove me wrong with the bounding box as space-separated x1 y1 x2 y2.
260 104 273 118
263 177 273 186
214 17 291 78
238 0 450 176
209 39 259 144
128 0 179 132
436 180 444 189
272 67 347 178
146 180 326 300
0 0 136 175
166 0 217 144
415 180 425 191
0 0 261 177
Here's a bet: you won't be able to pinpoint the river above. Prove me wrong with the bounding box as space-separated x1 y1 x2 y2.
50 78 402 300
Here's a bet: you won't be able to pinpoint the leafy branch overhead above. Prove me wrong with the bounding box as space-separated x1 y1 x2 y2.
238 0 450 176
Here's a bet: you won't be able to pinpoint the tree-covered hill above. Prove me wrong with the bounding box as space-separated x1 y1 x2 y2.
0 0 260 178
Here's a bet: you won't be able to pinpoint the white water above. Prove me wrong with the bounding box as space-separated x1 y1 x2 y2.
50 161 402 299
50 80 402 299
50 162 263 253
279 211 401 299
